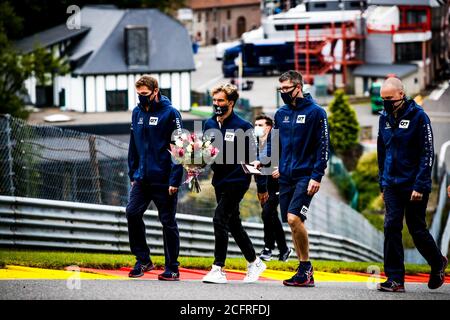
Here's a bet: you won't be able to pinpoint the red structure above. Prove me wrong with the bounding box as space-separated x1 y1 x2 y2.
293 20 365 89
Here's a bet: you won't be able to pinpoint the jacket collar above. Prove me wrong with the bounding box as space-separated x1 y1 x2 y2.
215 110 237 127
289 93 314 110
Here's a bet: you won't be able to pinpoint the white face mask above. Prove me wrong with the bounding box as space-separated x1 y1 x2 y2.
254 126 265 137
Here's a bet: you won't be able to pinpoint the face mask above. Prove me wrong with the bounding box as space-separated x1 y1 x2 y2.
213 104 228 115
280 87 300 105
138 92 155 107
254 126 265 137
383 97 404 114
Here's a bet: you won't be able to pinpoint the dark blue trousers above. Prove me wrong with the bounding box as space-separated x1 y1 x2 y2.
383 186 443 283
213 184 256 267
126 181 179 272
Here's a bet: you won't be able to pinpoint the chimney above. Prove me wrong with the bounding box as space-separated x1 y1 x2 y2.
124 25 149 66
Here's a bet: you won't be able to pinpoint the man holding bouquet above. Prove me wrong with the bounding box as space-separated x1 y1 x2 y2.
202 83 267 284
126 75 183 280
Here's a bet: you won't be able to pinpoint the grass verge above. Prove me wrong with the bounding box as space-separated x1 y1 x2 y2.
0 248 446 275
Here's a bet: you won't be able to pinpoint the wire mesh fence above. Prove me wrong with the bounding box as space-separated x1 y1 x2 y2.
0 114 220 216
0 114 130 206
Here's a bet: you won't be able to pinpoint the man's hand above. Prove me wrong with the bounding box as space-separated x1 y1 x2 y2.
250 160 261 169
272 168 280 179
307 179 320 196
381 192 384 201
447 185 450 199
131 181 136 187
410 190 423 201
257 192 269 205
168 186 178 195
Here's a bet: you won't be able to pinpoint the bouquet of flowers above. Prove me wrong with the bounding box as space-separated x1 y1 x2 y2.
169 133 219 192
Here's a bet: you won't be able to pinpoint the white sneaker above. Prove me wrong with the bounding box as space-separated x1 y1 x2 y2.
202 265 228 284
243 257 267 283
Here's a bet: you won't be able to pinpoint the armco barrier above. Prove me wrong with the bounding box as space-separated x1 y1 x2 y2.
0 196 383 262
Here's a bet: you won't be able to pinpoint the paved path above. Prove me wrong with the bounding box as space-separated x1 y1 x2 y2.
1 265 449 300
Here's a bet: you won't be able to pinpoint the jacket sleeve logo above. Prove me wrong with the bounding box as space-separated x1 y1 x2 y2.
138 117 143 125
399 120 410 129
149 117 159 125
296 115 306 124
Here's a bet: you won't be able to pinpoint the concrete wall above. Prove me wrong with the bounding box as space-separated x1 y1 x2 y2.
365 34 394 64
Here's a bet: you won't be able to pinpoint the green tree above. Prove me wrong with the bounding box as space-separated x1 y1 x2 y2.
328 89 362 170
0 2 69 119
328 89 360 154
352 152 380 212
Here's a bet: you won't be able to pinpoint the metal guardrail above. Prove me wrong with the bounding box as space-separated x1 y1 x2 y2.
406 141 450 264
0 195 383 262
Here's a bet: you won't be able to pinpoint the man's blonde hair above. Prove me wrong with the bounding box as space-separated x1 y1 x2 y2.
211 83 239 103
135 75 158 90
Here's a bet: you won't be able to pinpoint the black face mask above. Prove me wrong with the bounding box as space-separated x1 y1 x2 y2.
213 104 229 116
138 92 155 107
280 88 300 105
383 97 405 114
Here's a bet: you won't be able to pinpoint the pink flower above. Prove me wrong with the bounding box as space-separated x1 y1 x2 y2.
210 147 219 157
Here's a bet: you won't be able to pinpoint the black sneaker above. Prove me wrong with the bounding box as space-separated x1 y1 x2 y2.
428 256 448 290
283 262 315 287
279 248 293 262
158 269 180 281
128 260 155 278
377 280 405 292
259 248 272 261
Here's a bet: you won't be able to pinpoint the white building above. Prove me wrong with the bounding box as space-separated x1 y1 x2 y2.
15 5 195 112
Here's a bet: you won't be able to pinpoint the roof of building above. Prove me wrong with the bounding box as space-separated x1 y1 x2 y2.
14 6 195 75
15 25 91 54
368 0 445 7
353 63 418 78
187 0 261 9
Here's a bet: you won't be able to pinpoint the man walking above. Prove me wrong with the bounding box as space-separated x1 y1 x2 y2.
202 83 267 284
126 75 183 280
254 114 292 262
377 77 447 292
274 70 330 287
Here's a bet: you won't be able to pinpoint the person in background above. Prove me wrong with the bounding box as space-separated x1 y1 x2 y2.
254 114 292 262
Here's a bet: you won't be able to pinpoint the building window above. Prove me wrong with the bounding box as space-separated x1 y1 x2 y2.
395 42 422 62
197 12 201 23
106 90 128 111
59 89 66 107
213 10 217 22
206 11 209 22
227 10 231 20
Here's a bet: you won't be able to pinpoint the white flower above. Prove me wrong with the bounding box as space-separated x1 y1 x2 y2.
204 141 211 148
175 139 183 147
181 133 188 140
186 145 193 153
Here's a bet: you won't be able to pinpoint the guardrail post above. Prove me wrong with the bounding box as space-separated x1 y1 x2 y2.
2 115 15 196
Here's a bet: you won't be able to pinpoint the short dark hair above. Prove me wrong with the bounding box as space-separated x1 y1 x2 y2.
279 70 303 87
255 113 273 127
